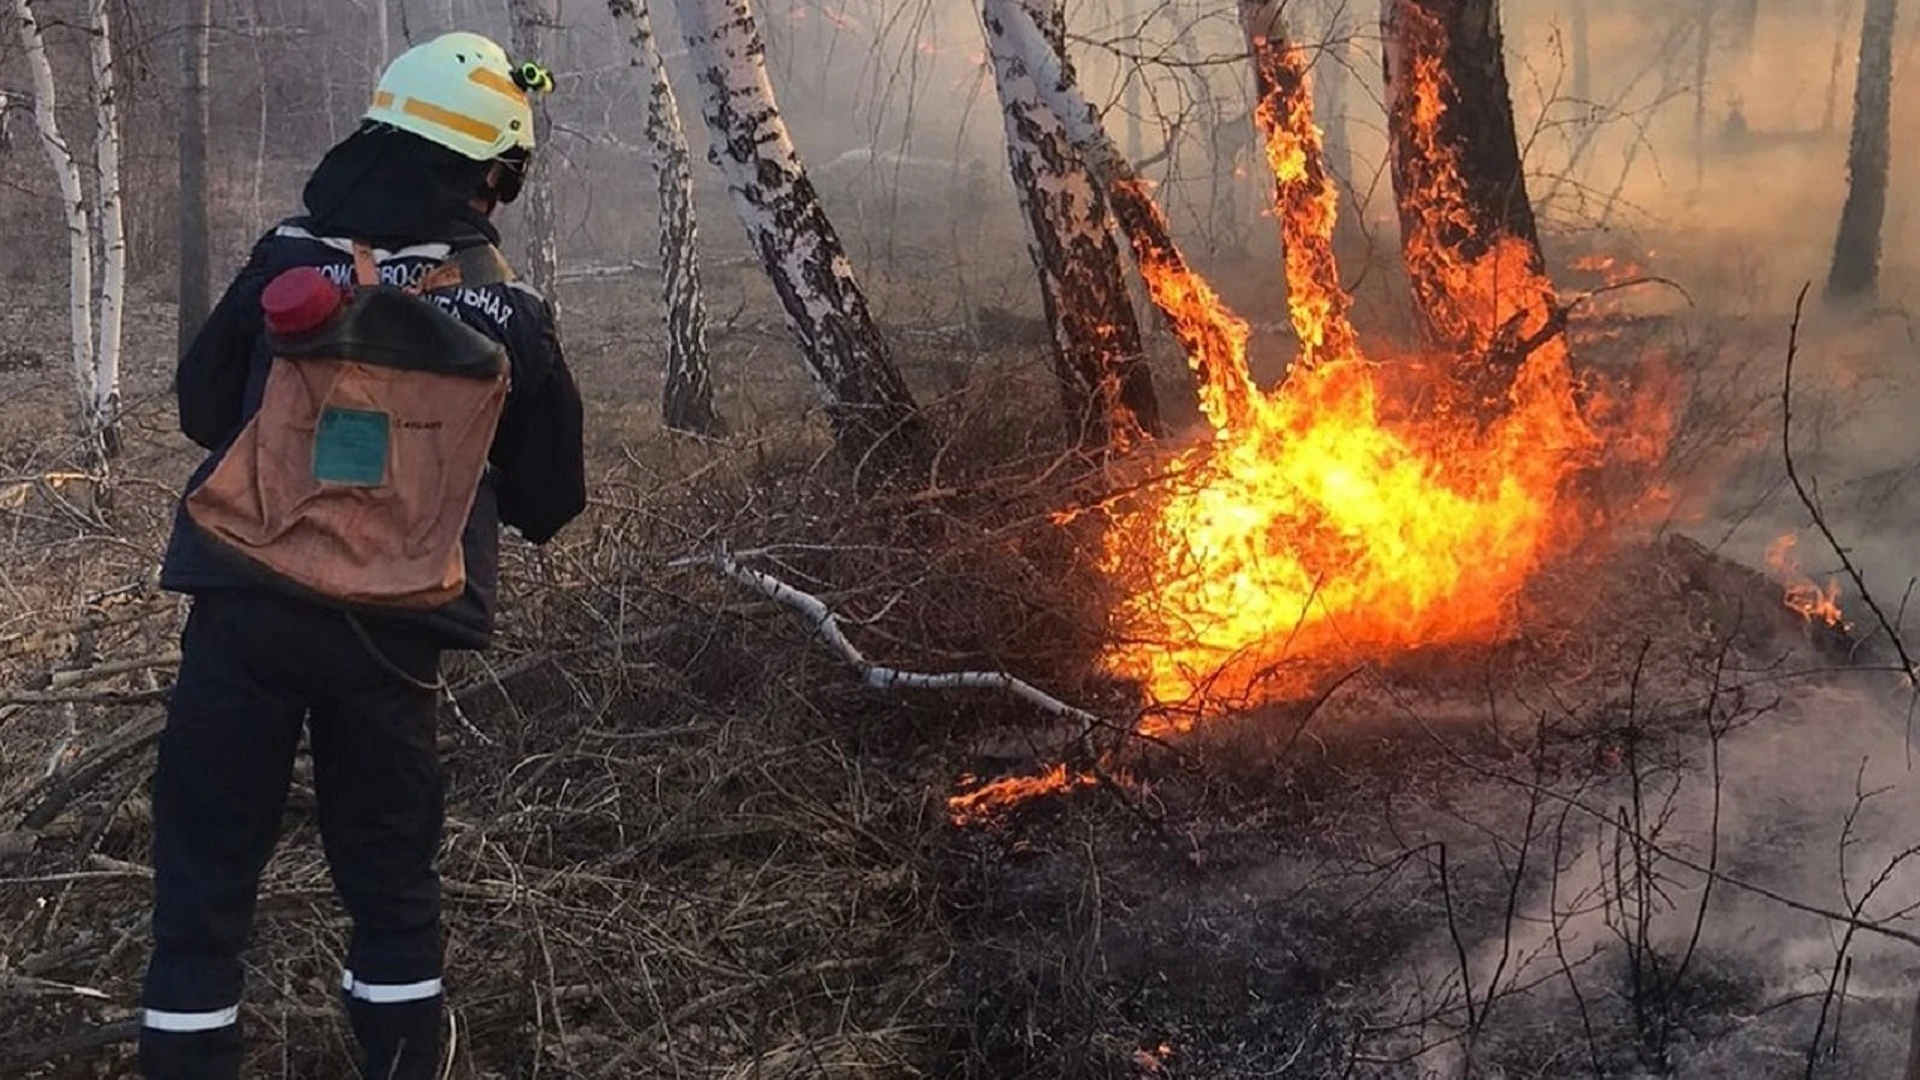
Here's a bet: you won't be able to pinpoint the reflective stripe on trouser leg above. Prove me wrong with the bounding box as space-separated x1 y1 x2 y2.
342 970 445 1080
343 970 445 1004
141 595 310 1080
143 1006 240 1033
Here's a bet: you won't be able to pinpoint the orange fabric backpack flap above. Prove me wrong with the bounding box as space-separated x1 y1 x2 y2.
187 249 511 611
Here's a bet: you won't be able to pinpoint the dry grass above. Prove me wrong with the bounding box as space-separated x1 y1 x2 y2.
0 276 1173 1076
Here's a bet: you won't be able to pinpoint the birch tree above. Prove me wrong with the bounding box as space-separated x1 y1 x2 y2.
670 0 930 478
508 0 560 298
610 0 723 435
981 0 1162 444
88 0 125 458
1826 0 1899 301
178 0 213 355
11 0 125 466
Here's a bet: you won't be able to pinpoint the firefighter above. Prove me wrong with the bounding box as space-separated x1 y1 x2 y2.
140 32 584 1079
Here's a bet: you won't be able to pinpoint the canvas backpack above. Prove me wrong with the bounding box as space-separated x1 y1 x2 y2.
185 239 515 611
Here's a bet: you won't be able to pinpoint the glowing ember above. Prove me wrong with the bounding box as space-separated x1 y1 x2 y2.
1766 534 1845 627
947 765 1098 826
1093 27 1614 722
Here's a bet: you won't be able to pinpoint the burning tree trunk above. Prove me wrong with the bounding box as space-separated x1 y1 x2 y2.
177 0 213 357
508 0 560 299
610 0 724 435
1381 0 1546 359
1826 0 1899 302
995 0 1256 434
981 0 1162 444
1242 2 1359 370
670 0 929 477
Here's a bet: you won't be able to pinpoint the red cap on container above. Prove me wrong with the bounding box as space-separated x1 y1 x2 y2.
262 267 345 336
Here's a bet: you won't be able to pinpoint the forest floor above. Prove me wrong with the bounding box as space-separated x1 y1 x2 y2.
1 194 1919 1079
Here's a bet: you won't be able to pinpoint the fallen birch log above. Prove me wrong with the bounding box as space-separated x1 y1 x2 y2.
680 547 1101 728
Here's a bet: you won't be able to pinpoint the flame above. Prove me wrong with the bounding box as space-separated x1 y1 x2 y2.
1766 534 1845 627
947 765 1098 826
1092 26 1620 724
1250 33 1357 369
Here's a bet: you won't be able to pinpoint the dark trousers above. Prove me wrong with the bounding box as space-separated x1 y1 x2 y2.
139 590 446 1079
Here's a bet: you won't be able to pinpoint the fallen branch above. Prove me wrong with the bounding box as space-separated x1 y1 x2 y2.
0 973 110 1000
681 546 1173 840
681 547 1103 728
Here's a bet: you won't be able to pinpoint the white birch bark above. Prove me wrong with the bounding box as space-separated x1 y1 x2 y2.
89 0 126 456
981 0 1160 443
610 0 723 435
669 0 928 477
12 0 98 459
996 0 1259 432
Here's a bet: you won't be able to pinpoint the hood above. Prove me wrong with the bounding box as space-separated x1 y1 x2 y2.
301 124 502 248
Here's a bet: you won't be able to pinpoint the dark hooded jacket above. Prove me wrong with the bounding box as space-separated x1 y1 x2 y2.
159 126 587 650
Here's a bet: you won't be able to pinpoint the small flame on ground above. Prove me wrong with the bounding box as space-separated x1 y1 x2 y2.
947 765 1098 826
1766 534 1845 627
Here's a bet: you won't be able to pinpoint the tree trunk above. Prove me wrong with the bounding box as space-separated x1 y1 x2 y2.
89 0 125 460
12 0 98 461
1827 0 1899 301
1381 0 1544 354
670 0 929 479
982 0 1162 444
611 0 724 435
1243 2 1359 370
507 0 560 299
996 0 1257 434
177 0 213 357
1571 0 1591 103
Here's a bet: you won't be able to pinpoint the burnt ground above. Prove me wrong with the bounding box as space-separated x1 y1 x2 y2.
936 277 1920 1078
0 170 1918 1080
942 543 1917 1079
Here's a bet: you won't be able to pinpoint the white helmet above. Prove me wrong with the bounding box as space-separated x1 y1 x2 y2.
364 32 552 162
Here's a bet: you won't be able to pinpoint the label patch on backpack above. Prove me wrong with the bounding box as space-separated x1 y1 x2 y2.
313 406 390 485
